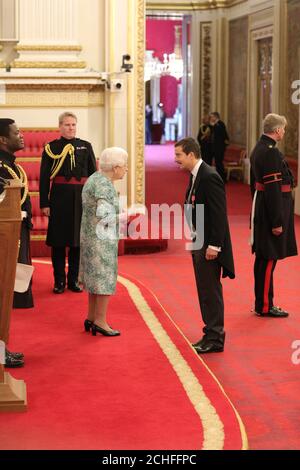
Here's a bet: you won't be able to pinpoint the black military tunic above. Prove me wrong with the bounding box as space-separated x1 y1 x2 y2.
250 134 297 260
0 150 34 308
39 137 96 247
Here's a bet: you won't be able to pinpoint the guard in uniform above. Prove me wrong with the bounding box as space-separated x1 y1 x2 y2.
250 113 297 317
0 119 33 310
39 112 97 294
0 118 33 368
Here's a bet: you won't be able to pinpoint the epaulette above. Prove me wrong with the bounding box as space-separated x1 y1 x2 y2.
45 143 76 179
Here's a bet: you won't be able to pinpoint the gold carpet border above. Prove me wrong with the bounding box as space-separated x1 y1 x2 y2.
127 275 249 450
118 275 224 450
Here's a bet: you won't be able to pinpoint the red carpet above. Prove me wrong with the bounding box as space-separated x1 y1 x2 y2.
1 262 245 450
116 144 300 450
2 145 299 450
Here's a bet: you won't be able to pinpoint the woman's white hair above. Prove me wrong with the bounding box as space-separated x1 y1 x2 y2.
99 147 128 171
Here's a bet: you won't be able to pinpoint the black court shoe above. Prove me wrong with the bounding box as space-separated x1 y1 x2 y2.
5 350 24 368
5 348 24 360
91 324 120 337
84 319 93 332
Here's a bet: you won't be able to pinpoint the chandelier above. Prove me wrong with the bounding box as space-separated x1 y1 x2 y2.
144 51 183 81
144 25 184 81
162 52 184 81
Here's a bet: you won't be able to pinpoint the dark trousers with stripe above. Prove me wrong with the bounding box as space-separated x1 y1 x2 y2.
192 248 225 345
51 246 80 286
254 256 277 314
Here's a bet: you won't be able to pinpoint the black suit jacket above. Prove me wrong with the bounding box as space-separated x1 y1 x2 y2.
186 161 235 279
211 120 229 152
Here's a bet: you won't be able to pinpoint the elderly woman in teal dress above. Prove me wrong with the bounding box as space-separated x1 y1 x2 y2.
80 147 128 337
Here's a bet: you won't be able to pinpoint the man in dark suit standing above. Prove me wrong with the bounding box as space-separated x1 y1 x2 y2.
175 137 235 353
197 115 213 165
210 112 229 182
250 113 297 317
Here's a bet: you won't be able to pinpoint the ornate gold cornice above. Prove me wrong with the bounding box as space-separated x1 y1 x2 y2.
5 83 104 91
0 75 102 79
1 89 105 108
15 45 82 51
146 0 246 10
12 61 86 69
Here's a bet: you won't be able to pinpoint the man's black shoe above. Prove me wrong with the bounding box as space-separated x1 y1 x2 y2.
255 306 289 318
5 351 24 368
67 283 83 293
193 342 224 354
6 348 24 360
192 337 207 348
53 283 65 294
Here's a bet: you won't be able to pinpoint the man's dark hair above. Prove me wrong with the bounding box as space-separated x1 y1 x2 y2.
0 118 15 138
175 137 201 159
210 112 220 119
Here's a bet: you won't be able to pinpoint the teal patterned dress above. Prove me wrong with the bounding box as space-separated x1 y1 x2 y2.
80 172 119 294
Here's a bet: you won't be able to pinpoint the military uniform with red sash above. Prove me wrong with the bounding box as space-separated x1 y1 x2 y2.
250 134 297 315
40 137 96 290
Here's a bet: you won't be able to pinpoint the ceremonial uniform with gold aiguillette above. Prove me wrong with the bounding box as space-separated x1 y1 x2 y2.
39 137 96 290
0 150 34 309
250 134 297 315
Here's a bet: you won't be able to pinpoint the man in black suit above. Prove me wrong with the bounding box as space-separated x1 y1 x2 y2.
210 112 229 182
197 115 213 165
175 137 235 353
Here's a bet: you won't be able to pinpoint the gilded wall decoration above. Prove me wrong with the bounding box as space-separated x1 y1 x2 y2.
0 87 104 108
12 61 86 69
228 16 248 146
135 0 145 205
200 23 212 119
286 0 300 159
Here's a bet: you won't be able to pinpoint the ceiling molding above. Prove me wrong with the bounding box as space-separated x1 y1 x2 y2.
146 0 247 11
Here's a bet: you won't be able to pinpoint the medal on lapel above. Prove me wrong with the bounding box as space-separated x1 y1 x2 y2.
191 192 195 208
